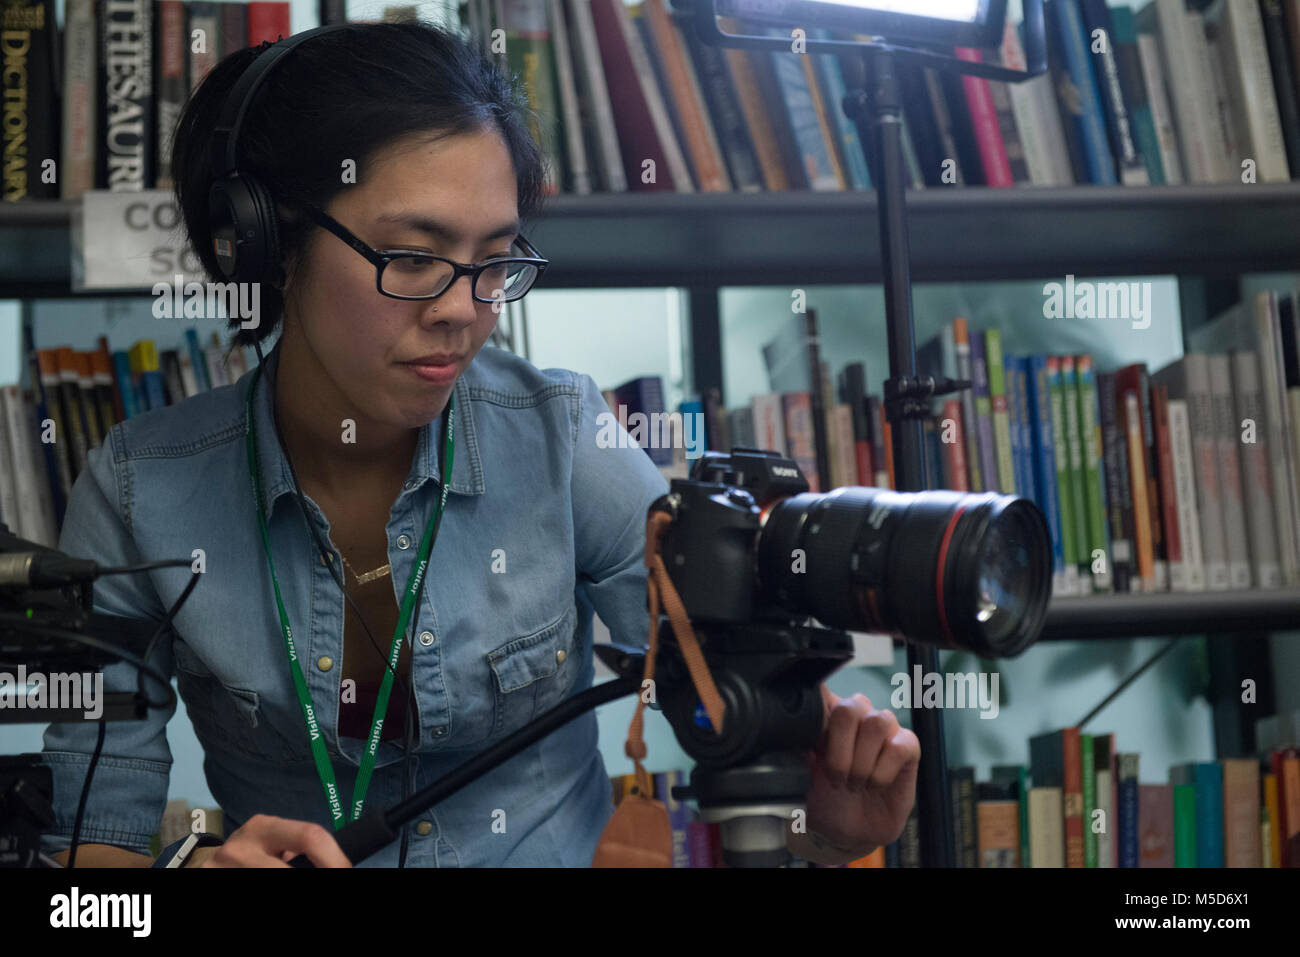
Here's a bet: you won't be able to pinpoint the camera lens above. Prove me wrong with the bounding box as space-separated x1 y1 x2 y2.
755 487 1051 657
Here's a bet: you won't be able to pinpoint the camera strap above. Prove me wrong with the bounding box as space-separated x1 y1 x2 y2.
244 363 455 829
592 509 727 867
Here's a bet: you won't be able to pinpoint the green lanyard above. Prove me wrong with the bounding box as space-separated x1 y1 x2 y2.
244 363 455 828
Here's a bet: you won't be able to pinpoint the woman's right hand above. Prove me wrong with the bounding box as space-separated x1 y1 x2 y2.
194 814 353 868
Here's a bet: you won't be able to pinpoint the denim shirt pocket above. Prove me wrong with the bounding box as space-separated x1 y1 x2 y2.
172 641 305 763
486 605 578 742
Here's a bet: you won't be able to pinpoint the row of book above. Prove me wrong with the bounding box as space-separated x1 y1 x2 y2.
607 286 1300 597
4 0 295 200
16 0 1300 204
884 714 1300 868
461 0 1300 196
0 330 250 548
909 291 1300 596
607 298 1300 598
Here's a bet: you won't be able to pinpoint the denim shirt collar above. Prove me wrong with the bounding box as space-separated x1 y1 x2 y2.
245 338 485 518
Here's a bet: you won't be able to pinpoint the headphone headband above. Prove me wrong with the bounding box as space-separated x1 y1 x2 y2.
209 23 351 181
207 22 352 285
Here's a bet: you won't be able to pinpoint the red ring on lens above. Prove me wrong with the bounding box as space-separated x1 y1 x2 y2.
935 506 967 649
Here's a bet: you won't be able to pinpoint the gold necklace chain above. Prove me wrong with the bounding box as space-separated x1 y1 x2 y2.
337 550 391 585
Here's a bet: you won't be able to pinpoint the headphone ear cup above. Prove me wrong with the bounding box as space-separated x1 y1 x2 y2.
246 175 282 287
208 174 267 284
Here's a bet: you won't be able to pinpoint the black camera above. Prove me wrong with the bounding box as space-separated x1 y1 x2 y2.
646 446 1052 866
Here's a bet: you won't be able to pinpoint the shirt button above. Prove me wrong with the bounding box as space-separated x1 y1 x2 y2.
556 649 566 664
418 631 435 646
434 727 446 736
397 535 411 550
317 656 333 671
416 821 433 836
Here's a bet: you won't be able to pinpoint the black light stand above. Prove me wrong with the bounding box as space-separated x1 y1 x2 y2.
689 0 1048 868
842 46 955 868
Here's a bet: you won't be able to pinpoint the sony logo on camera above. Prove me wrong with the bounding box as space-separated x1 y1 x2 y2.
772 466 799 478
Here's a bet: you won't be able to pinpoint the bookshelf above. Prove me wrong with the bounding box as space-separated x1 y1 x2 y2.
8 188 1300 644
10 184 1300 297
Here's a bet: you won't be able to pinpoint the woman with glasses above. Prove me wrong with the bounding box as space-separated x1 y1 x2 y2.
42 20 916 870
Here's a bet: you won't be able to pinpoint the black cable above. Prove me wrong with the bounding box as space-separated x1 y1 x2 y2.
0 614 178 711
37 554 202 867
1077 637 1180 730
255 340 416 705
95 558 193 576
66 718 105 870
254 338 425 865
139 569 201 698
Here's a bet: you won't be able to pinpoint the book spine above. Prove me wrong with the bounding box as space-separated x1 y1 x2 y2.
940 398 969 492
1030 357 1066 594
1189 11 1237 181
811 32 871 189
953 319 983 492
549 0 592 195
1230 350 1283 587
1260 0 1300 178
1110 5 1165 184
155 0 187 190
1000 19 1057 185
1064 728 1085 868
570 0 629 192
1048 357 1079 595
1061 357 1091 588
1098 372 1133 592
954 48 1014 187
1118 754 1140 867
1135 31 1185 183
1208 353 1254 587
1081 734 1097 867
971 332 999 496
645 0 728 191
1221 0 1290 180
1138 366 1168 588
1167 398 1207 591
1003 352 1023 495
1151 383 1186 591
867 396 888 488
985 330 1016 493
1122 390 1155 590
101 0 154 191
781 393 819 491
1151 0 1217 182
1185 356 1232 589
1015 360 1035 500
1255 292 1300 583
1081 0 1149 184
62 0 99 200
1052 0 1119 184
1076 356 1111 591
680 13 761 192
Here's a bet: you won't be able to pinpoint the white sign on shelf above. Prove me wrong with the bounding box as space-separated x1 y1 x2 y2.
74 189 207 291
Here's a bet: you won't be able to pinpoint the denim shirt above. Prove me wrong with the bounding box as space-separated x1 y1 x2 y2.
39 340 669 866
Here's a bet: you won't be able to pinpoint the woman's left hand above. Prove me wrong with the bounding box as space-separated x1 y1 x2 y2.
802 683 922 855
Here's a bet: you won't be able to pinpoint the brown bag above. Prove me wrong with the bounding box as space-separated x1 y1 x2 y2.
591 763 673 867
591 511 728 868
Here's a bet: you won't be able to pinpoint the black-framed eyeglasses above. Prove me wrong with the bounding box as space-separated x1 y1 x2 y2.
302 204 548 304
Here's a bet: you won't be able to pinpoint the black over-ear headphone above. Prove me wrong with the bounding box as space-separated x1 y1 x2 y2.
207 23 351 285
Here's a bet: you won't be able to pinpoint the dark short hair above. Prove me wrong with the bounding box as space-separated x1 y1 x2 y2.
171 20 546 346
